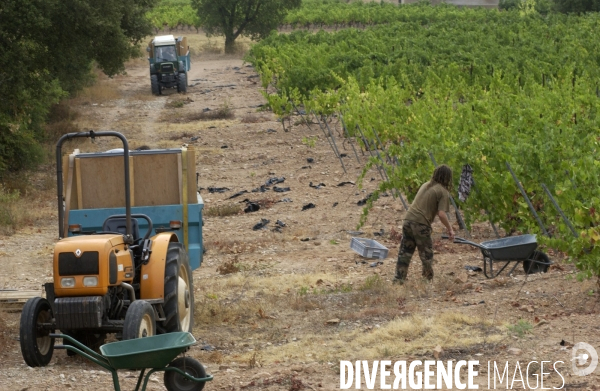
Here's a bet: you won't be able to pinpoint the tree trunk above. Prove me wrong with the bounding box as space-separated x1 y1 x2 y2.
224 34 236 54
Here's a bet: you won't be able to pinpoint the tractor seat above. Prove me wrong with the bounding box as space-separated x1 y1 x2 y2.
102 217 140 241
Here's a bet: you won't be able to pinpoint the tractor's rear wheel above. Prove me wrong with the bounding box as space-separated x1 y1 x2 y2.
122 300 156 340
164 357 207 391
151 74 160 95
20 297 55 367
177 73 187 93
159 243 194 334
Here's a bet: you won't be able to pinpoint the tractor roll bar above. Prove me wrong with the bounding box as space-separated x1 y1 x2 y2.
56 131 132 242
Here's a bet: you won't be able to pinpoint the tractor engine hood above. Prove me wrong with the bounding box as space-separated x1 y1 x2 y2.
53 234 132 297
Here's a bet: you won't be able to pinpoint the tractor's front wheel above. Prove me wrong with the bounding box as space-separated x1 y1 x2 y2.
177 73 187 93
151 74 160 95
160 243 194 333
20 297 55 367
122 300 156 340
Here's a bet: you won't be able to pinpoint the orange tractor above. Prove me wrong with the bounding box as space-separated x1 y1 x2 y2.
20 131 204 367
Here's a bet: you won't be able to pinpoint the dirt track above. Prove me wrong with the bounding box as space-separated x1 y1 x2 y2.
1 33 600 391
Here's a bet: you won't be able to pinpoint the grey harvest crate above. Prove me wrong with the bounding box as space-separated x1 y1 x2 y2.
350 237 389 259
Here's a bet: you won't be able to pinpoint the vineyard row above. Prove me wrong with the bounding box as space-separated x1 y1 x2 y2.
247 7 600 277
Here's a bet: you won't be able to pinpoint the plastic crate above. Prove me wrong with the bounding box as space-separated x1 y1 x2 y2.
350 237 389 259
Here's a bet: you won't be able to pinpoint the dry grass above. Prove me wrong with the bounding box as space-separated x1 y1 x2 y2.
207 236 273 255
0 186 37 235
240 113 271 123
43 101 81 141
194 272 341 327
351 311 499 358
71 80 121 105
130 92 156 102
203 350 224 364
155 140 188 149
248 351 263 369
44 120 80 142
47 101 79 124
232 311 502 365
194 289 269 326
196 272 340 301
0 311 9 346
192 267 502 368
199 39 224 55
156 121 237 136
254 197 277 211
168 131 195 141
165 97 194 109
434 273 473 296
176 106 234 123
204 203 241 218
186 33 253 57
217 259 241 275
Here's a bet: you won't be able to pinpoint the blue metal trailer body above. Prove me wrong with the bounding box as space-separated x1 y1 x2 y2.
68 202 204 271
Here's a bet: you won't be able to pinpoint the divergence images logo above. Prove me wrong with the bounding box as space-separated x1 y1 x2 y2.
572 342 598 377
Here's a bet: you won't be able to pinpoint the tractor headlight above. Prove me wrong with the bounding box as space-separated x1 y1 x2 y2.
60 277 75 288
83 276 98 287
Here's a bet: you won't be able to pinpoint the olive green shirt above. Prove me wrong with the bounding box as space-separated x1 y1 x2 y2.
404 181 450 227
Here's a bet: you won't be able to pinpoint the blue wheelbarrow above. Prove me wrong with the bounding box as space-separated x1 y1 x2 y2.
445 234 552 278
51 332 213 391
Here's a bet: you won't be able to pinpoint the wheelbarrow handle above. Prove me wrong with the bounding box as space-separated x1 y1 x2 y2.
50 334 113 371
442 235 486 249
442 234 466 242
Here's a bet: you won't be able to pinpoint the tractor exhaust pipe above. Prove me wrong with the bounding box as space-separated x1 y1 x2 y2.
56 131 132 242
120 282 136 302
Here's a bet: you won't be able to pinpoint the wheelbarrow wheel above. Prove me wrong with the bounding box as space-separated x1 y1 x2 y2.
523 251 551 274
160 243 194 334
164 357 207 391
122 300 156 340
20 297 55 367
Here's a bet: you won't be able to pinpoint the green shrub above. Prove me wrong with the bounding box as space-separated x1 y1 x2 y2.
499 0 521 9
0 124 44 175
507 319 533 338
360 274 384 291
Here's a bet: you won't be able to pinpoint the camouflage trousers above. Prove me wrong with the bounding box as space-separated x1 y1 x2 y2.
396 220 434 281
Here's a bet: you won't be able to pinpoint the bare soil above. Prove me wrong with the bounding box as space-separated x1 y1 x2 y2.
1 32 599 391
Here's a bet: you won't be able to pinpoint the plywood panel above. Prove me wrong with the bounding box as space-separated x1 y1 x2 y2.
178 37 188 56
133 153 180 206
63 153 80 211
78 156 128 209
0 290 41 311
0 290 40 300
63 149 198 210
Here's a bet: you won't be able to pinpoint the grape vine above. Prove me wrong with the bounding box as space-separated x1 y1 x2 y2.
248 5 600 278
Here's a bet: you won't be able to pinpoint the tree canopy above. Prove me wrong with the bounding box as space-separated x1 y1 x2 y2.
0 0 156 176
500 0 600 13
191 0 302 53
553 0 600 13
